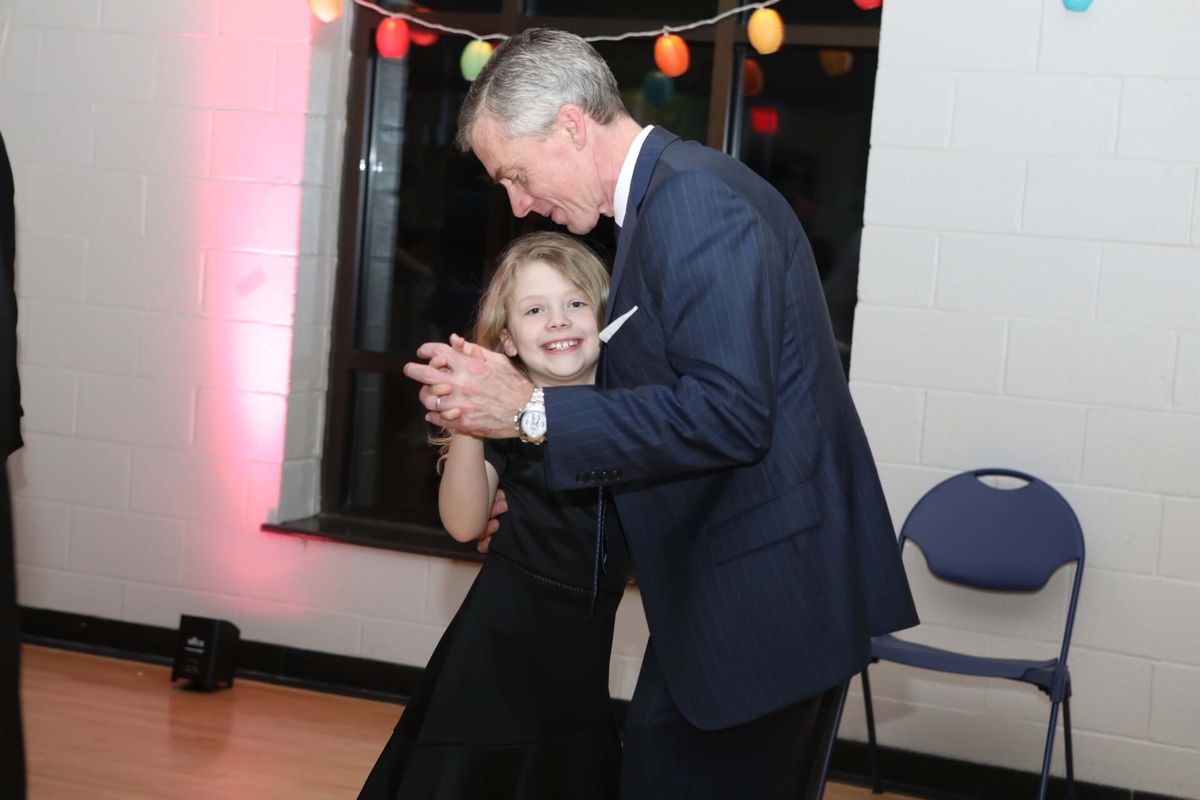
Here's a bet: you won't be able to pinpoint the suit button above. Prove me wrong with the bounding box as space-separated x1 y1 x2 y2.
576 472 586 484
614 470 622 480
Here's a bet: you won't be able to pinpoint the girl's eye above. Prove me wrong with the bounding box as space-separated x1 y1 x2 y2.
569 300 588 309
524 306 543 315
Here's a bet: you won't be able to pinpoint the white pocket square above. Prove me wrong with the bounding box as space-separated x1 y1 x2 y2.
599 305 638 344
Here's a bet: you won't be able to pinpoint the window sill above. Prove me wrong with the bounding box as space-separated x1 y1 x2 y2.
263 513 485 563
264 512 638 586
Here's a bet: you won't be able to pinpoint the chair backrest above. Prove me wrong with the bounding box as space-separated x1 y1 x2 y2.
899 468 1085 592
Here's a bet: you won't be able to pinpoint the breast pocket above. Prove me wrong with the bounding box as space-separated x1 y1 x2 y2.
603 299 665 386
706 480 824 564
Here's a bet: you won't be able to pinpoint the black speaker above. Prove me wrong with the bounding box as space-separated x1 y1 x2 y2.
171 615 239 691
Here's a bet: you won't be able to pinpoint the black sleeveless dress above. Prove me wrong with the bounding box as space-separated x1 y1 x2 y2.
357 438 628 800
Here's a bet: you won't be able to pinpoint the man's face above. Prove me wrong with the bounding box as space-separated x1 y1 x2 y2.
471 113 607 235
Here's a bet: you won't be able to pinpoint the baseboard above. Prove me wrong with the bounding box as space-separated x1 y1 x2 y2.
19 606 422 704
827 740 1183 800
19 606 1185 800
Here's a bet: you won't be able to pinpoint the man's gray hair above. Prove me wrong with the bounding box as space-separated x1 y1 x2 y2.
456 28 629 152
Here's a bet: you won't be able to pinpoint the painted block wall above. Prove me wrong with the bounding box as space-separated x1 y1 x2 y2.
848 1 1200 795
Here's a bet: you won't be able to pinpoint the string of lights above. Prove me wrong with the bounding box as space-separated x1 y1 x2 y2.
340 0 785 42
308 0 813 79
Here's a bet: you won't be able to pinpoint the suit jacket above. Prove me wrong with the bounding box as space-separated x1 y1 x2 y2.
543 127 917 730
0 132 20 457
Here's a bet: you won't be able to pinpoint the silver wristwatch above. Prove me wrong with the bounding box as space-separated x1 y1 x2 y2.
514 387 547 445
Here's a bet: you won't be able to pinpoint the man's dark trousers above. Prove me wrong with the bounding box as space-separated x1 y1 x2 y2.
620 641 847 800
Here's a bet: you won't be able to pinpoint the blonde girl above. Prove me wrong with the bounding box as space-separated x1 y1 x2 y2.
359 232 625 800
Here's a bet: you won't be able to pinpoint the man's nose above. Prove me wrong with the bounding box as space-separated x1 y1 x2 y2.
506 184 534 218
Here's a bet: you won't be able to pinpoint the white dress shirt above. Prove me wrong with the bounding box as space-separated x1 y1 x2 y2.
613 125 655 228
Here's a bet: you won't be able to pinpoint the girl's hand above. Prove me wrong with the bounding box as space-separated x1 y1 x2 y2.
450 332 490 362
475 489 509 553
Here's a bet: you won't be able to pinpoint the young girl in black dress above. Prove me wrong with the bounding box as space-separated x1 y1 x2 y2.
358 232 626 800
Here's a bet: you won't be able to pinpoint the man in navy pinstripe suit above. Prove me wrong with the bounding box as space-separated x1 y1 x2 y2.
406 29 917 798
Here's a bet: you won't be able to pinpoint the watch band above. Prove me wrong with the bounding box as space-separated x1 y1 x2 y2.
515 387 547 444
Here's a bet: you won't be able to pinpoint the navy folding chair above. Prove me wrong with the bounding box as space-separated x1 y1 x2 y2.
858 468 1085 799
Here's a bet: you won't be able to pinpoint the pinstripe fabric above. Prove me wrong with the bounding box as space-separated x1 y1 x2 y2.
544 128 918 732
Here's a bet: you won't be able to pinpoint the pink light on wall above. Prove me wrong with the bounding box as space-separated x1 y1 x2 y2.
189 0 316 593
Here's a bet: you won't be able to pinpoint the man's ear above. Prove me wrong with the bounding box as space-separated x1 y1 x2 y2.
557 104 588 149
499 329 519 357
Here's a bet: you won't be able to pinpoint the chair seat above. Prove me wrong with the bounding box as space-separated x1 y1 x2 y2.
871 634 1064 695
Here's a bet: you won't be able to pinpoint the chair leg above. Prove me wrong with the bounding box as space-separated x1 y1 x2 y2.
861 667 881 795
1037 701 1061 800
1062 695 1075 800
803 680 850 800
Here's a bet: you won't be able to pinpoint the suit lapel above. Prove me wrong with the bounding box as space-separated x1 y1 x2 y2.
606 127 678 325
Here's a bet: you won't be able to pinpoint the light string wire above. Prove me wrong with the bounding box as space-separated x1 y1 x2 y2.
348 0 781 42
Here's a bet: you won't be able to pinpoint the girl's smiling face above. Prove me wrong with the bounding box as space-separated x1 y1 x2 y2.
500 260 601 387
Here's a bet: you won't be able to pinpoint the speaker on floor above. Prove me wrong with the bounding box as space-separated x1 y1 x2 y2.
171 615 239 691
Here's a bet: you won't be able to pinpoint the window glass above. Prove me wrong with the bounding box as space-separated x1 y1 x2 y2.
345 372 442 523
354 38 504 355
593 40 713 147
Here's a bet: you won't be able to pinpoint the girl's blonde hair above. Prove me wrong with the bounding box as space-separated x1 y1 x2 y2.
434 232 609 469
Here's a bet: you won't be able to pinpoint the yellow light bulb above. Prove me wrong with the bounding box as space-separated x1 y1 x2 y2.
747 8 784 56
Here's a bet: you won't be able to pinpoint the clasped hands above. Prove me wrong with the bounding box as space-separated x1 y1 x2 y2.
403 333 534 438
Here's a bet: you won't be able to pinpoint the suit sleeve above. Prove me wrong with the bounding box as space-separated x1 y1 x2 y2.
543 168 788 490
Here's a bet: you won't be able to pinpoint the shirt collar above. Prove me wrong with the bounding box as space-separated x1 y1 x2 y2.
613 125 655 228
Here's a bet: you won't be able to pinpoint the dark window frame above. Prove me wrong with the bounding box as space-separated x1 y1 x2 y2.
264 1 879 556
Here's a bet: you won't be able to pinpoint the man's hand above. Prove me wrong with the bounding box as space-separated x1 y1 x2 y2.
475 489 508 554
404 334 535 439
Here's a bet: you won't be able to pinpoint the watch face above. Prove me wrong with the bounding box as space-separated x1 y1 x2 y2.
520 410 547 438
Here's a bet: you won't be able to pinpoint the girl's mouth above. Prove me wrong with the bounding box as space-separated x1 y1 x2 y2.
543 339 580 353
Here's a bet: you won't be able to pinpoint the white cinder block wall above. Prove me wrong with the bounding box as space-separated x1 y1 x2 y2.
2 0 1197 795
0 0 650 704
846 1 1200 796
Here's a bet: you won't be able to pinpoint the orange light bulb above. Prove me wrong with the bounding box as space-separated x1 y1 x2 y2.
654 34 690 78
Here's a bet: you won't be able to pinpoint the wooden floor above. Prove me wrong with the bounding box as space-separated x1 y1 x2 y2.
22 644 913 799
